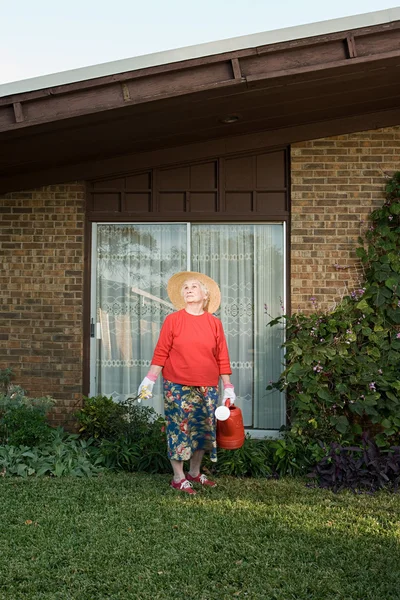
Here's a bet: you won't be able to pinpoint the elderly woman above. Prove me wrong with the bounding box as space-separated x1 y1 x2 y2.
138 271 235 495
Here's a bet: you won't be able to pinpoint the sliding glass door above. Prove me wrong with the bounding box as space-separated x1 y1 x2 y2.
92 223 285 431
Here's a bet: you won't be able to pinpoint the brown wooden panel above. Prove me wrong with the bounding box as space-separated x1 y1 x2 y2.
125 172 151 190
158 192 186 211
123 62 234 100
23 85 123 122
92 177 125 189
0 105 14 129
256 151 286 189
92 192 120 212
256 192 287 214
125 193 151 212
190 192 217 212
225 156 253 189
356 29 400 56
225 191 252 213
87 147 288 217
159 166 190 190
241 40 346 77
190 161 217 189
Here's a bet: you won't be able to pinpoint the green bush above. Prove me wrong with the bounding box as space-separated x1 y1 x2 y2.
267 172 400 450
75 395 127 439
133 416 170 473
0 368 54 446
1 405 52 447
99 436 141 472
268 431 325 477
98 410 170 474
213 437 272 478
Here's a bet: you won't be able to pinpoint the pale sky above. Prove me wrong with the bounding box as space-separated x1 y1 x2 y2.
1 0 399 84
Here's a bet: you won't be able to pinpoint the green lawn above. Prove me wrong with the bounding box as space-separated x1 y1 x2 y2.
1 473 400 600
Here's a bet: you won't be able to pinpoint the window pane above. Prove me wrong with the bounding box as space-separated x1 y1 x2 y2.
96 224 187 413
94 222 285 430
191 224 285 430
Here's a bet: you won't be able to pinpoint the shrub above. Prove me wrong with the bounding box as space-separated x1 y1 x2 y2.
267 172 400 450
1 405 52 447
308 434 400 493
98 412 170 474
133 417 170 474
99 437 141 472
75 395 127 439
207 437 271 478
268 432 325 477
0 368 54 446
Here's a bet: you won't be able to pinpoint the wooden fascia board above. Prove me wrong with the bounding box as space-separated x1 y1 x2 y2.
1 106 400 194
0 21 399 134
1 20 399 106
246 49 400 87
1 48 399 138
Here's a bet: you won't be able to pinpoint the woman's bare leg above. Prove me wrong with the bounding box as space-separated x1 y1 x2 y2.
188 450 205 478
170 459 185 482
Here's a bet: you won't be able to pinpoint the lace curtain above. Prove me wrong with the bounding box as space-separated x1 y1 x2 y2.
191 225 285 428
96 224 186 413
95 223 285 430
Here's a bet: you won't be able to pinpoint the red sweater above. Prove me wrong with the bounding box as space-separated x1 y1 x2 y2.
151 309 232 386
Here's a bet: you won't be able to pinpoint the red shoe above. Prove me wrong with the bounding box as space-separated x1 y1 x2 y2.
186 473 217 487
170 478 196 495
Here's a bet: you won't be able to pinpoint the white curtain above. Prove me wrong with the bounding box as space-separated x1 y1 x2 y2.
96 224 186 414
191 224 285 429
94 223 285 430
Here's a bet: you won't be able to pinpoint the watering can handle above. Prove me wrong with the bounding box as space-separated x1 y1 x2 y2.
224 398 233 408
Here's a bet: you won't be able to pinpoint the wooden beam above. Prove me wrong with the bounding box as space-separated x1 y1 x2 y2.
346 35 357 58
12 102 24 123
231 58 243 80
121 83 131 102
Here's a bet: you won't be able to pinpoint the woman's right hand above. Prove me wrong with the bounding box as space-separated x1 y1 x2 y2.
222 385 236 406
138 377 155 399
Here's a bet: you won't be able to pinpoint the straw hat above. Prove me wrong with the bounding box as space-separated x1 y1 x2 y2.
167 271 221 313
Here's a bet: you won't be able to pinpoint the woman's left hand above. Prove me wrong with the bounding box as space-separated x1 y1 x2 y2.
222 387 236 405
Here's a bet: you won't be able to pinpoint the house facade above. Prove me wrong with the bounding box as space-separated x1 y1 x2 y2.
1 9 400 433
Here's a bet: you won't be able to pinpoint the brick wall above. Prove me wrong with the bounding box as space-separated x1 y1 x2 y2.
291 126 400 313
1 127 400 418
0 184 85 423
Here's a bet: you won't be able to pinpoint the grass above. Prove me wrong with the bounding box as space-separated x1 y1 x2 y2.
0 473 400 600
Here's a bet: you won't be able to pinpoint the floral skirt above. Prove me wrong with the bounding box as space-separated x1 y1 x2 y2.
163 379 219 462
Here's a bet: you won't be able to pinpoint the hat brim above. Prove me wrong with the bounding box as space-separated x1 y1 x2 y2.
167 271 221 314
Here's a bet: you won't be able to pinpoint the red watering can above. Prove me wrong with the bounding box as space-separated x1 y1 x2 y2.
215 399 245 450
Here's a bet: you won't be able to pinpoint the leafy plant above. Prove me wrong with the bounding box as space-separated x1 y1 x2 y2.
308 434 400 493
0 368 16 394
133 417 170 474
268 432 324 477
99 436 141 472
75 395 127 439
267 172 400 450
212 437 272 478
0 428 104 478
0 369 55 446
0 405 52 447
98 414 170 474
